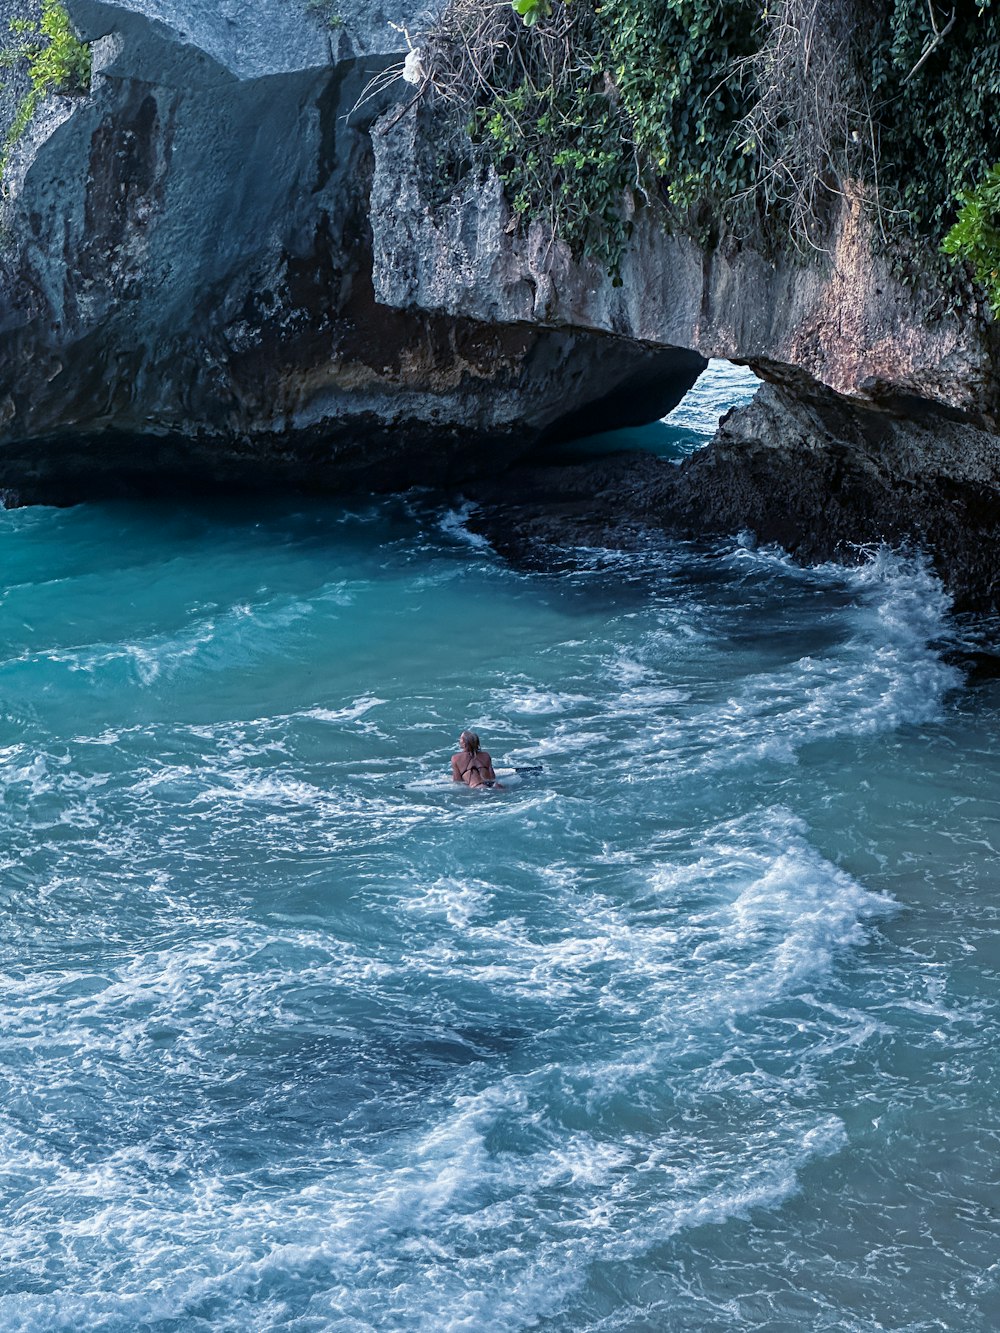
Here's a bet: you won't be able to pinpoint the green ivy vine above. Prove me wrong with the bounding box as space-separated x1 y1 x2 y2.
600 0 757 216
429 0 999 306
457 1 642 276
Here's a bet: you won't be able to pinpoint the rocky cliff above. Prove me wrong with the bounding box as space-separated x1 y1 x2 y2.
370 100 1000 609
0 0 704 499
1 0 999 606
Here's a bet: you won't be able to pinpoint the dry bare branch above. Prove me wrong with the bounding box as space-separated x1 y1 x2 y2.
731 0 887 249
902 0 956 84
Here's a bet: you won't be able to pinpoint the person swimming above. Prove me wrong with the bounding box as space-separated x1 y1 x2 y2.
451 730 498 788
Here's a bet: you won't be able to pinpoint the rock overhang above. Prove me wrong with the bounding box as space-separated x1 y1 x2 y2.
0 0 711 499
0 0 998 612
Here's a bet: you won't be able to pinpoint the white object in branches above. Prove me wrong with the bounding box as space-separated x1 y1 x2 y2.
402 47 426 85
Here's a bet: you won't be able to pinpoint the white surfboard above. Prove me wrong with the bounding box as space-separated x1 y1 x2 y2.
401 764 542 792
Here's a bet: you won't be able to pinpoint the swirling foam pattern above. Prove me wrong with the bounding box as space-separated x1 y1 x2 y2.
1 400 999 1329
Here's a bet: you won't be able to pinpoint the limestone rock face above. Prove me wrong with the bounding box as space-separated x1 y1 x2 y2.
370 112 999 419
2 0 1000 609
368 95 1000 607
0 0 704 499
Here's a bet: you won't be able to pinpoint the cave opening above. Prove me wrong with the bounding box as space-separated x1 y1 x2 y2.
549 359 760 465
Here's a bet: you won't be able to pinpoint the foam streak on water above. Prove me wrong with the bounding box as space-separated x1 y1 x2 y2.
2 379 1000 1329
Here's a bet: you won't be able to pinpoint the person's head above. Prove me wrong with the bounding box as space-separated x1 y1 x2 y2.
459 730 481 754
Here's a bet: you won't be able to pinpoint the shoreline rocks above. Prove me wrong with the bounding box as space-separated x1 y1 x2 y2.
465 380 1000 614
0 1 997 614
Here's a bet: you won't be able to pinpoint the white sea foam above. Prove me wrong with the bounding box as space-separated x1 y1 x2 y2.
379 804 890 1048
18 591 324 689
302 696 386 724
118 1122 829 1326
439 503 491 550
400 877 493 928
0 497 989 1332
662 359 759 436
493 684 592 715
0 1052 847 1332
627 546 962 774
703 810 895 1006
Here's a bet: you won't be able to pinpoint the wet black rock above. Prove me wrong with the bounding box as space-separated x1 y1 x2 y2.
466 381 1000 614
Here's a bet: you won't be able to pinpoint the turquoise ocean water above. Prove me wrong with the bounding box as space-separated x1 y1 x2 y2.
2 364 999 1330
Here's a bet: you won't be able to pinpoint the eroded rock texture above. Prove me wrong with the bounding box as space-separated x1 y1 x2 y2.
370 106 1000 605
1 0 999 605
371 111 999 414
0 0 704 499
465 380 1000 611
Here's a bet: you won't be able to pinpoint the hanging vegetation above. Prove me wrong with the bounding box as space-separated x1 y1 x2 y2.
411 0 999 308
0 0 90 181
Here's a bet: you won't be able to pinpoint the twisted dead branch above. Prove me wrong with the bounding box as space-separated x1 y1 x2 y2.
731 0 887 249
417 0 592 115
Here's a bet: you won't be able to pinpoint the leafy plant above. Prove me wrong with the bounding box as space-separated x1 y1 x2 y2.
512 0 553 26
473 72 638 275
601 0 757 215
421 0 642 275
876 0 1000 244
942 163 1000 314
304 0 344 30
1 0 90 180
418 0 1000 307
32 0 90 91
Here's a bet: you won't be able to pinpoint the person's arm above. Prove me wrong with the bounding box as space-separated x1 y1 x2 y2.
451 755 464 783
481 751 496 780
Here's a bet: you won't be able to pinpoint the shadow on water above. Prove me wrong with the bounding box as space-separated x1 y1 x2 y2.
539 358 761 465
543 420 707 464
938 612 1000 685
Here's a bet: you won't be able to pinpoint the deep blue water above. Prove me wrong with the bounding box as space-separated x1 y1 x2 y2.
2 364 1000 1331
